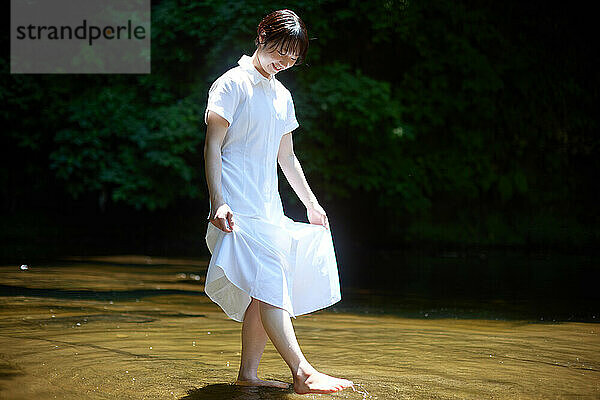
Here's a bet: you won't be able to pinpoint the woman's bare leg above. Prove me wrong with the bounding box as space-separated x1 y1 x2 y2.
236 298 289 388
257 300 353 394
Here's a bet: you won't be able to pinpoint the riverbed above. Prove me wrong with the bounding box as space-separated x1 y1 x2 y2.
0 255 598 399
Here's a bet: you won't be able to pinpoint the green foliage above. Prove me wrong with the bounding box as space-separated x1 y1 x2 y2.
1 0 597 246
49 86 203 210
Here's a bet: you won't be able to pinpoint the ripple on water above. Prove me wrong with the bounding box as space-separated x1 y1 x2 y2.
0 259 598 400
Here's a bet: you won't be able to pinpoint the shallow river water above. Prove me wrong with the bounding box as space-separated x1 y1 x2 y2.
0 255 598 399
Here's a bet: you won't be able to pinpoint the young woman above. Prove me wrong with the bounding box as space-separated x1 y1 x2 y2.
203 9 353 395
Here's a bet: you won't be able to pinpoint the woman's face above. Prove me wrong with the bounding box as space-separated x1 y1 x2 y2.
254 42 298 78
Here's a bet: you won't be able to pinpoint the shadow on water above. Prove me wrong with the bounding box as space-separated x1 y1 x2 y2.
0 284 204 301
338 249 600 322
180 384 294 400
0 364 23 383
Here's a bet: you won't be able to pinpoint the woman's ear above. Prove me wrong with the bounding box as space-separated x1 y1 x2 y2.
258 29 266 45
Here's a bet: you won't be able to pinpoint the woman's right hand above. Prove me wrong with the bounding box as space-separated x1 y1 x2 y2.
210 203 235 233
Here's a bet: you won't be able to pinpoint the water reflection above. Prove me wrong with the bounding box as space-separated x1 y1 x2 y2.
341 249 599 322
0 255 598 399
181 384 293 400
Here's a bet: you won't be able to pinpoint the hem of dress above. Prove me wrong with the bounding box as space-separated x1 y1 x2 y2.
293 295 342 318
205 263 296 323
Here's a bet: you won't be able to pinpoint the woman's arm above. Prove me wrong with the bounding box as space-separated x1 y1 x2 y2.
277 132 330 229
204 111 235 232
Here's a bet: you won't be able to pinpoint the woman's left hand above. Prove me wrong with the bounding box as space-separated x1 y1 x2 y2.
307 203 330 230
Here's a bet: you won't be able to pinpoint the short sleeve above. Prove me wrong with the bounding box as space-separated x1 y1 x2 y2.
283 92 299 134
204 74 241 126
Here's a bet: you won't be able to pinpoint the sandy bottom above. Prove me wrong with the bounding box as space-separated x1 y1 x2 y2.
0 255 598 399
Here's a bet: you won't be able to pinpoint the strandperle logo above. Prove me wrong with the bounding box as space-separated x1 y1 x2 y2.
11 0 150 74
15 19 147 46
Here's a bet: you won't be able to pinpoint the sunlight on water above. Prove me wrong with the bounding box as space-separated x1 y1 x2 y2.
0 256 598 399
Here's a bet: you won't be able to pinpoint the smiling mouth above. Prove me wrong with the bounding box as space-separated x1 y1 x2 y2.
273 64 283 72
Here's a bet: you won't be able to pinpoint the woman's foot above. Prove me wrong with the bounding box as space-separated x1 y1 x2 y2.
293 365 353 394
235 377 290 389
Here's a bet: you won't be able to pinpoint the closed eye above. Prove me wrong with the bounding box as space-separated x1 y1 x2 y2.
278 50 298 60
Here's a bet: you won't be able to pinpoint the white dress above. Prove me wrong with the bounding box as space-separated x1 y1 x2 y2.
204 54 341 322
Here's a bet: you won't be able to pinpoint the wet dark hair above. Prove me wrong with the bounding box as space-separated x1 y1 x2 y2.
255 9 309 65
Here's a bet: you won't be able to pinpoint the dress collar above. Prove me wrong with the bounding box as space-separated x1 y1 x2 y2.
238 54 274 86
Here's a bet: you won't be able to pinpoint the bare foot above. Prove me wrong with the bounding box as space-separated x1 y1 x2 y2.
235 378 290 389
293 368 354 394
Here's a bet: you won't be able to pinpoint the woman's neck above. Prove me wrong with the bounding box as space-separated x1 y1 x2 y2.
252 50 272 80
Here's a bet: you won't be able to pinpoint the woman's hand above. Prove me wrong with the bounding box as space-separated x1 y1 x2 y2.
307 203 330 230
210 203 235 233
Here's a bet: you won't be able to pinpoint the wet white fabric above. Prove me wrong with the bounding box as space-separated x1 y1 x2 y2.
204 54 341 322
